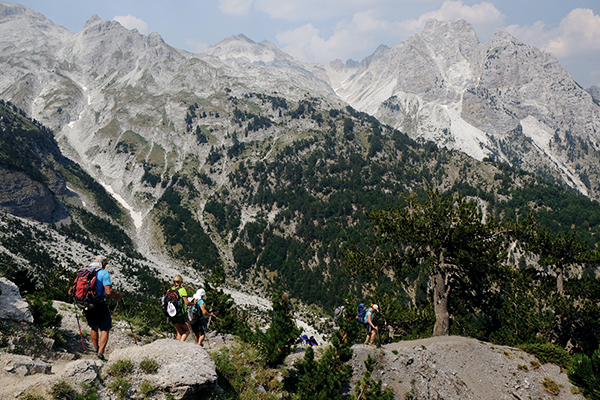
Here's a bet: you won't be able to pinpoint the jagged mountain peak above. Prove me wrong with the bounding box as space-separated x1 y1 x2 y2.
0 1 70 50
83 14 103 28
204 33 294 65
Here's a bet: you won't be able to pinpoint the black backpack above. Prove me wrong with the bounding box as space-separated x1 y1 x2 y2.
69 266 101 310
162 288 182 317
357 303 366 323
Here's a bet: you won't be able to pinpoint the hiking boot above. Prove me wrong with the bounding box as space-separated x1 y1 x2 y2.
368 343 377 348
97 353 106 361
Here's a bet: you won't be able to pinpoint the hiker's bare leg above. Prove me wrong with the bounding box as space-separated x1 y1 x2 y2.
198 333 206 346
174 323 183 340
98 330 110 353
90 327 99 350
180 328 189 342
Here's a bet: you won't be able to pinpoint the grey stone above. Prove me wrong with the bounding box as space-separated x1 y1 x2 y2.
62 359 100 384
107 338 217 400
0 278 34 323
5 354 52 375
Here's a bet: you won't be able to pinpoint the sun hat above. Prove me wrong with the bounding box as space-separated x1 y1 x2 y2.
193 289 206 301
372 304 379 311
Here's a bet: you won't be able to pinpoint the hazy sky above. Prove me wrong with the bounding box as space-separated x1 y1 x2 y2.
10 0 600 87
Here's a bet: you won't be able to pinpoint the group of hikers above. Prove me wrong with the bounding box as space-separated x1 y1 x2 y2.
69 255 216 360
70 255 380 360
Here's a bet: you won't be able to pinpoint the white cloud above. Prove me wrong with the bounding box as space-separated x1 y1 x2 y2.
218 0 254 16
506 8 600 59
276 11 392 63
113 15 149 34
397 1 505 40
255 0 387 21
275 1 505 63
187 39 209 54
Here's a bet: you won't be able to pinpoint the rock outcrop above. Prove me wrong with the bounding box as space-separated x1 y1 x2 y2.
0 277 33 323
107 339 218 400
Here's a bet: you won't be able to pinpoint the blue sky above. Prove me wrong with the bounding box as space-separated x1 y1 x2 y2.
10 1 600 87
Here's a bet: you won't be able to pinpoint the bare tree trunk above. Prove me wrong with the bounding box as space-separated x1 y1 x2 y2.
557 267 564 295
432 271 450 336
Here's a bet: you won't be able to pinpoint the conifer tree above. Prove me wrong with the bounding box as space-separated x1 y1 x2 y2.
251 288 301 367
345 190 506 336
351 355 394 400
293 302 354 399
568 347 600 400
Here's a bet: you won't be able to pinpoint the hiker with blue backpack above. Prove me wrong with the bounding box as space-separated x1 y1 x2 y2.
188 288 214 347
69 255 124 361
358 303 379 347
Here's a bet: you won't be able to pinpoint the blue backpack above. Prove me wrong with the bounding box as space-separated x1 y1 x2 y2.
357 303 366 323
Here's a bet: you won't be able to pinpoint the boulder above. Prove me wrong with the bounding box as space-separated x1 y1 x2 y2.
3 354 51 376
107 338 218 400
61 359 101 385
0 277 34 323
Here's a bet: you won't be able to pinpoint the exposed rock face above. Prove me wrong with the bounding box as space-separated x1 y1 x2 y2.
108 339 218 400
348 336 579 400
0 277 33 323
0 167 60 222
332 19 600 200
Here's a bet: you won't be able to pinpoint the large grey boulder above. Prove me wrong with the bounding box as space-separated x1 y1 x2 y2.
0 277 33 323
107 338 218 400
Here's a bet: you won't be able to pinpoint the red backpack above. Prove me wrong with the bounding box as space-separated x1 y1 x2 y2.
69 266 101 310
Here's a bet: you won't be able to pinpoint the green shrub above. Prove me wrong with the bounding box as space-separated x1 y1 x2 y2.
139 380 155 397
19 393 45 400
139 358 158 374
542 377 560 395
50 381 74 399
107 377 130 400
27 293 62 330
107 359 134 377
519 343 570 369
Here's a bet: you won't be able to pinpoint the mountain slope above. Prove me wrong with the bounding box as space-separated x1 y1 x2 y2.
329 19 600 200
2 3 600 314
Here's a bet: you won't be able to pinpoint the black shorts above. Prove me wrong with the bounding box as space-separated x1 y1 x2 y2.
191 317 208 335
169 314 188 325
84 302 112 331
364 322 373 333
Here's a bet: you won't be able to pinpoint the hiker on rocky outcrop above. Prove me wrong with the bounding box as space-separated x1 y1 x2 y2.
189 288 214 347
364 304 379 347
84 255 124 361
169 275 194 341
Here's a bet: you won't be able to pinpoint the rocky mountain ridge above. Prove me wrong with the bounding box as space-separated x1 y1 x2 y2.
328 19 600 199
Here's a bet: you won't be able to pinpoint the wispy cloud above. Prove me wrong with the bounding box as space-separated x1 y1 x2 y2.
506 8 600 58
113 14 149 34
275 1 505 62
396 1 505 40
218 0 254 16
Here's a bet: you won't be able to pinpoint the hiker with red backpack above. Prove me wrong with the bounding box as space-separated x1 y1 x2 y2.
69 255 124 361
165 275 194 341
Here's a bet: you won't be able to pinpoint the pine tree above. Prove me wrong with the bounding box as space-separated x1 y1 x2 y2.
252 288 301 367
351 355 394 400
568 347 600 400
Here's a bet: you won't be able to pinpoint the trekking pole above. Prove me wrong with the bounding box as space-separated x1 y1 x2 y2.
72 303 86 352
121 300 138 345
